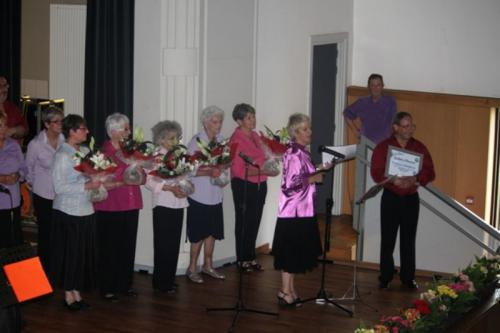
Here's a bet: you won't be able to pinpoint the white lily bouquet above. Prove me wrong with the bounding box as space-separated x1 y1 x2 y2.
149 144 197 195
73 137 118 202
193 138 238 187
117 127 159 185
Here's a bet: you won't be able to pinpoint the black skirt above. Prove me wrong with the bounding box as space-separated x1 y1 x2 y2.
49 209 97 291
271 216 322 274
186 198 224 243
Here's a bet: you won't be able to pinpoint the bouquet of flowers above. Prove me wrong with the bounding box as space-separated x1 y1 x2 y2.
194 137 238 187
73 137 118 202
117 127 158 185
355 255 500 333
259 125 290 175
149 144 197 195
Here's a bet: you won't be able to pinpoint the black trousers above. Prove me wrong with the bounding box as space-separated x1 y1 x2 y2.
96 210 139 295
231 178 267 262
0 207 22 249
379 189 419 284
33 194 53 271
152 206 183 290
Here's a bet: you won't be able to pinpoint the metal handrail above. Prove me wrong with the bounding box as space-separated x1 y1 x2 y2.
355 136 500 255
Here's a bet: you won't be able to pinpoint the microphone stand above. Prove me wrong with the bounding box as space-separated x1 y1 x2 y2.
206 160 277 332
296 157 353 317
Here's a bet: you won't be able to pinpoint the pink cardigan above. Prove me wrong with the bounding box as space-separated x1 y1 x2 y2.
93 140 143 212
229 127 268 184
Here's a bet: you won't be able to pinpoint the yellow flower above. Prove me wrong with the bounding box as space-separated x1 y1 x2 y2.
437 285 458 299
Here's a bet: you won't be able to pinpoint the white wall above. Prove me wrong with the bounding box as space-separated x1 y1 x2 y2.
254 0 354 247
204 0 256 264
134 0 163 269
352 0 500 98
133 0 354 269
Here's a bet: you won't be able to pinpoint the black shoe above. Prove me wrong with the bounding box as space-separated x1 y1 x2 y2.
239 262 253 272
64 300 81 311
103 293 119 302
125 289 138 297
378 281 390 289
76 300 91 310
403 280 419 290
154 286 177 294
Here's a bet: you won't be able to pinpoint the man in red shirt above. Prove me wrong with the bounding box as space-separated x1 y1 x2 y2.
370 112 435 290
0 76 28 139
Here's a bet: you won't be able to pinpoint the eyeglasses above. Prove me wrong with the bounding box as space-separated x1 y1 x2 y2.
50 120 62 124
396 123 416 130
77 126 88 131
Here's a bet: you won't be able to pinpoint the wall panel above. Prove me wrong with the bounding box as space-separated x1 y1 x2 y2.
343 86 500 219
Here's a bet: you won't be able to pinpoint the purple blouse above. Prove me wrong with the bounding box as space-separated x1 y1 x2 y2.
25 130 65 200
0 138 27 209
277 142 316 218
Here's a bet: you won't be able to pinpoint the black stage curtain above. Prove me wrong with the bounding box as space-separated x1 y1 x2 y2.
84 0 134 145
0 0 21 104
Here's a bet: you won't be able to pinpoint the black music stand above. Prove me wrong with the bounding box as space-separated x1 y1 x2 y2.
296 148 353 317
206 159 277 332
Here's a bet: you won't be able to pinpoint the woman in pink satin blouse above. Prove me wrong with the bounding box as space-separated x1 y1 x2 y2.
271 113 330 307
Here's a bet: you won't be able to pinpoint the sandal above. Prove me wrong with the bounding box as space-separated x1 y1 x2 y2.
239 262 253 272
250 261 264 272
202 267 226 280
277 290 297 307
186 269 204 284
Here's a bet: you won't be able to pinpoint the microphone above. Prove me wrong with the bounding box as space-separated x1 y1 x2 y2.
0 184 10 194
318 145 345 160
239 152 259 168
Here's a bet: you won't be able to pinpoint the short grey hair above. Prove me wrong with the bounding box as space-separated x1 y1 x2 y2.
42 106 64 124
287 113 310 139
200 105 224 126
151 120 182 145
105 113 130 138
232 103 255 122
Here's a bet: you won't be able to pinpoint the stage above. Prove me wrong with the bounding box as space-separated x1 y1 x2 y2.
20 254 433 333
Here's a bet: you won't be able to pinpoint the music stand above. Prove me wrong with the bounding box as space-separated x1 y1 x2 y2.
326 155 388 312
296 147 352 317
206 159 277 332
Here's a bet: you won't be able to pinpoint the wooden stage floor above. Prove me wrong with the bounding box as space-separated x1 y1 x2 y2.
20 254 429 333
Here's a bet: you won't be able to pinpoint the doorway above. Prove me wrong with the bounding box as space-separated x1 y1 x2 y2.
309 33 348 215
310 43 337 214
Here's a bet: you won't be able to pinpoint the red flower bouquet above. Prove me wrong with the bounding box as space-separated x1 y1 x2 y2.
194 138 238 187
149 144 196 195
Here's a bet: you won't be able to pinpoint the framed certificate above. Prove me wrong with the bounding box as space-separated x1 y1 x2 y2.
384 146 423 177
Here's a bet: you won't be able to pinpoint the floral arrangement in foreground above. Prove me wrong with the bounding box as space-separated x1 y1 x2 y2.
355 255 500 333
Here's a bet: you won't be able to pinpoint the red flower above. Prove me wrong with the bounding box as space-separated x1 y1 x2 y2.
414 299 431 315
259 134 287 155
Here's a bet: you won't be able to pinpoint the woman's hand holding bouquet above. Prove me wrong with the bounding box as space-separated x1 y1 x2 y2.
150 144 197 195
73 138 118 202
194 137 238 187
118 127 158 185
